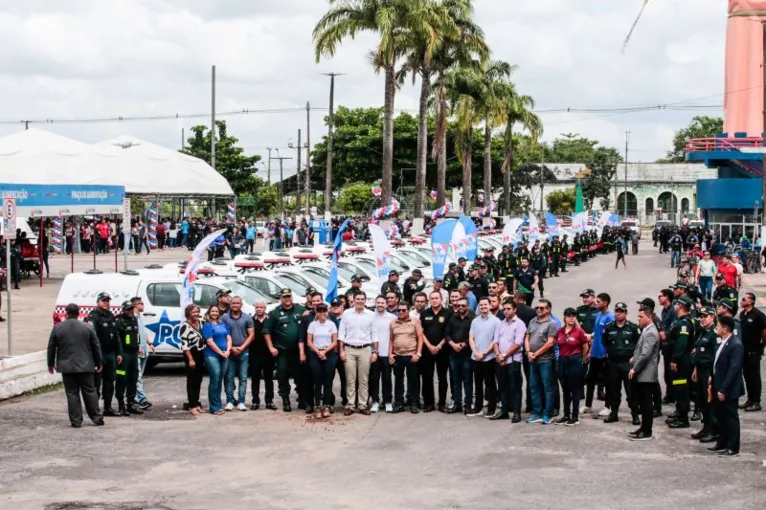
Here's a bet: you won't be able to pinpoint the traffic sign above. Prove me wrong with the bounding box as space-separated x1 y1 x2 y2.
122 198 131 235
3 197 16 233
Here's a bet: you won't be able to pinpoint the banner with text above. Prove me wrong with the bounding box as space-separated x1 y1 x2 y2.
458 216 478 262
431 219 457 280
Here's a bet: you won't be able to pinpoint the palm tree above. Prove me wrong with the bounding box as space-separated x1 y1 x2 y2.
429 0 488 207
314 0 440 206
500 91 542 215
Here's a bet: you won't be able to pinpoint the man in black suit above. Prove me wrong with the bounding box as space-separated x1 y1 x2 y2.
47 303 104 428
709 315 744 456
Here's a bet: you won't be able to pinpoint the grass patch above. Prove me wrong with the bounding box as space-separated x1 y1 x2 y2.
0 382 63 404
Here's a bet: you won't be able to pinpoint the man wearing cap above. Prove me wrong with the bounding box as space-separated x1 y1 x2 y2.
85 292 122 416
456 257 468 281
530 246 547 299
216 288 232 315
513 259 538 307
263 288 307 412
576 289 599 336
690 306 719 443
549 237 562 277
403 269 426 304
425 277 449 304
712 273 738 315
381 270 402 301
658 289 677 405
669 230 683 268
443 263 460 292
345 276 364 301
482 246 498 279
602 302 641 424
115 300 142 416
666 295 696 428
467 265 489 301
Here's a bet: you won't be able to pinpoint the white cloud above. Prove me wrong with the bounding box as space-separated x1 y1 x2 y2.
0 0 729 177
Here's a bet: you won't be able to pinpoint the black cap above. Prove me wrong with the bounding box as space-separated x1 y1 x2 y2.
715 273 725 280
351 275 362 283
97 292 111 302
676 295 693 307
279 288 293 297
389 270 399 277
698 306 716 316
434 277 443 282
637 298 656 310
716 299 734 311
330 298 342 307
121 300 133 311
483 246 494 251
670 281 688 290
563 307 577 316
412 269 423 276
458 257 466 262
614 302 628 312
305 286 318 295
579 289 595 297
470 265 479 271
448 262 457 269
216 288 232 299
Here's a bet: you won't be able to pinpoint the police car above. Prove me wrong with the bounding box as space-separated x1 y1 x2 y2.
53 270 275 366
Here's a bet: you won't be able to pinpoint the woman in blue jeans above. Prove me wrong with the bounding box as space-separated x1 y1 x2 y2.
202 305 232 415
695 250 716 300
555 308 590 425
306 303 338 419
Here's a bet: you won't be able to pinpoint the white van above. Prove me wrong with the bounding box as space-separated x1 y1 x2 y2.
53 270 274 365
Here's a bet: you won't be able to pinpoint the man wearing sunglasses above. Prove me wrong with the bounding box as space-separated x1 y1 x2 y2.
738 292 766 412
445 298 474 414
525 299 558 425
389 301 424 413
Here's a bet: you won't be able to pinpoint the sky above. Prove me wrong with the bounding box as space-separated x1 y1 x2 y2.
0 0 728 181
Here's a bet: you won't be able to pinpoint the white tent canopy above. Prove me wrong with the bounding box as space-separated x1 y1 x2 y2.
0 128 233 196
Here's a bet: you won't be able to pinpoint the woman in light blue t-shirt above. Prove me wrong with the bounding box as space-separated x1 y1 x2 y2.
202 305 232 415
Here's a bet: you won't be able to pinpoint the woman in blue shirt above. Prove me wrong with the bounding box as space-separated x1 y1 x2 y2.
203 305 232 415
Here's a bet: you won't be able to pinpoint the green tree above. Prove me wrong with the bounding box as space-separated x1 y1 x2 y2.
583 147 623 210
661 116 724 163
546 188 576 216
336 183 377 213
254 185 280 217
500 92 542 215
180 120 261 196
314 0 442 206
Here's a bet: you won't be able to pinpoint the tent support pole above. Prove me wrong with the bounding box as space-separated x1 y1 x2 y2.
70 218 74 274
39 218 43 288
93 223 96 271
114 231 118 273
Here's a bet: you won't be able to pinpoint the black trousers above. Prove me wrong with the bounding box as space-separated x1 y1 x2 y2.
472 360 497 414
115 351 139 407
393 356 420 407
634 381 655 436
331 358 348 406
662 350 674 401
276 348 301 401
250 350 275 405
695 368 716 432
184 349 205 408
651 382 663 412
497 361 522 415
419 350 450 407
585 357 609 408
62 373 102 426
713 397 740 453
607 361 636 416
94 352 116 409
369 357 393 404
743 352 762 404
672 366 692 418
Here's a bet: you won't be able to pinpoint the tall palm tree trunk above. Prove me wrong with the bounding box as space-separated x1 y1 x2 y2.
382 64 396 205
483 122 492 211
504 126 514 215
462 128 473 215
437 132 447 208
434 74 448 208
414 71 430 218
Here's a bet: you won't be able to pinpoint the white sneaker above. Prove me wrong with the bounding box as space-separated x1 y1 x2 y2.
580 406 592 414
237 403 247 412
385 403 394 413
224 402 234 411
598 408 610 417
370 402 380 414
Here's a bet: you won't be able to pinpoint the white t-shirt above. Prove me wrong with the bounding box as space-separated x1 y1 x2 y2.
372 311 397 355
307 319 337 349
698 259 716 278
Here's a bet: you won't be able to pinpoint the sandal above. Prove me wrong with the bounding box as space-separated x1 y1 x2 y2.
213 410 225 416
314 409 323 420
321 407 331 419
190 408 200 416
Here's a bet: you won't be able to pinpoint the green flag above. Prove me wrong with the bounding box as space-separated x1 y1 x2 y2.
575 181 585 213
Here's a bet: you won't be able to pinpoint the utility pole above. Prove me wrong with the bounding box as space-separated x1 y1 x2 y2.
322 73 344 217
273 150 292 219
211 65 216 171
539 155 545 215
296 129 302 214
305 101 311 217
624 130 630 217
266 147 273 184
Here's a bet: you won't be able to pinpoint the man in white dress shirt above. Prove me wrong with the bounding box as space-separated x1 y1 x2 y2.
338 293 378 416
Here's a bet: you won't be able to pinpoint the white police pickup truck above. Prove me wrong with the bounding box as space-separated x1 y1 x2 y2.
53 270 276 366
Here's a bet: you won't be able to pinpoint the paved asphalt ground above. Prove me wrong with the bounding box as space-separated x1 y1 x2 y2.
1 240 765 509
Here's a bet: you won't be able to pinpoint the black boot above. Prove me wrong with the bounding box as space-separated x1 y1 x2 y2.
690 409 701 422
103 407 118 417
604 413 619 423
118 403 130 417
631 413 641 426
127 404 144 415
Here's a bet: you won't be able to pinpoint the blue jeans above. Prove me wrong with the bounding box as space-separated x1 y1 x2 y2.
449 356 473 409
225 349 249 405
670 251 680 268
181 233 188 248
530 360 555 417
698 276 713 300
205 355 229 413
135 355 149 404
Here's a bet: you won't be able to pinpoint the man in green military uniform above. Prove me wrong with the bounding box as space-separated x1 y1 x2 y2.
482 246 498 279
263 289 307 412
576 289 598 335
85 292 121 417
549 237 561 277
403 269 426 303
712 273 738 314
667 295 696 429
603 302 641 425
381 270 402 300
560 235 569 272
690 306 719 443
715 300 740 338
115 301 143 416
571 235 581 266
443 263 460 292
456 257 468 281
345 276 364 301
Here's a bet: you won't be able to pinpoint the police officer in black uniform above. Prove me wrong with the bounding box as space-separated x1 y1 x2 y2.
345 276 365 301
115 300 143 416
467 265 489 300
530 246 547 299
690 306 719 443
85 292 121 416
667 295 696 428
482 246 498 279
576 289 598 335
443 263 460 292
549 236 561 277
403 269 426 304
381 270 402 299
712 273 738 314
560 235 570 272
456 257 468 281
603 302 641 425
